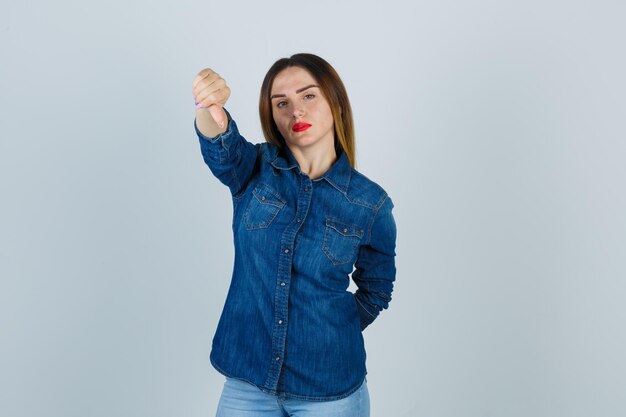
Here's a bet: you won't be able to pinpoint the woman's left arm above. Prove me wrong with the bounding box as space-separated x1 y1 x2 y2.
352 195 397 331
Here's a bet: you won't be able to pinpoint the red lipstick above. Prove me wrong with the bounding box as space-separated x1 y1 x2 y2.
292 122 312 132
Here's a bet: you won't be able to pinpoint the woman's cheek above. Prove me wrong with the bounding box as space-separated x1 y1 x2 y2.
279 123 289 137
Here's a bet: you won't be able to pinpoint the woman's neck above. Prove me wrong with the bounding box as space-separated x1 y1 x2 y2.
286 143 337 180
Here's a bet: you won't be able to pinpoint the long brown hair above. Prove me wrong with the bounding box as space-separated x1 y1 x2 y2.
259 53 356 168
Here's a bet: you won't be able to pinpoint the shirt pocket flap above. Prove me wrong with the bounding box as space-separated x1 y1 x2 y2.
325 218 364 239
252 184 285 208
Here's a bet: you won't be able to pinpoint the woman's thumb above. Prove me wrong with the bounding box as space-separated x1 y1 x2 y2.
208 104 227 129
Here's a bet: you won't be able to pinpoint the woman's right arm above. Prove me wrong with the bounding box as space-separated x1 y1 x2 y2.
192 68 260 197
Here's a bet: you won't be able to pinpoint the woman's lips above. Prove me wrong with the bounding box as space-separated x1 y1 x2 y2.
292 122 312 132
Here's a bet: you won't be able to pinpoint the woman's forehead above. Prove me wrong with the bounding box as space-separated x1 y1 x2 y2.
271 67 317 94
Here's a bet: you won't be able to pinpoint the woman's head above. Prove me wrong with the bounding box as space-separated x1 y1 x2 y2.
259 53 356 168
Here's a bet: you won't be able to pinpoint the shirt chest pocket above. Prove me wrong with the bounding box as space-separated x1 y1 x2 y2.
322 217 365 266
243 184 286 230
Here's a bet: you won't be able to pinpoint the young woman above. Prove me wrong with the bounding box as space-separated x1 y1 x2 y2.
192 53 397 417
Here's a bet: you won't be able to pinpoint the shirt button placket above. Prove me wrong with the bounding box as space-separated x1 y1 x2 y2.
266 176 313 391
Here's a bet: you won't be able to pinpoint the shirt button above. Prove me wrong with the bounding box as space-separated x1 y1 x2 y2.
343 228 348 233
284 248 289 253
304 186 310 191
296 218 301 223
278 319 283 324
261 196 266 201
280 282 286 287
275 356 281 361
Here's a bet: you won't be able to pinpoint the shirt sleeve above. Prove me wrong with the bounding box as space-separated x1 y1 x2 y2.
352 195 397 331
195 107 261 197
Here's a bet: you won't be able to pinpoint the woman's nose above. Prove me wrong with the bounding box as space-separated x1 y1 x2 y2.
292 105 304 118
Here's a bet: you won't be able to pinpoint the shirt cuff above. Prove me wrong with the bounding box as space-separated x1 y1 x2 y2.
354 293 377 331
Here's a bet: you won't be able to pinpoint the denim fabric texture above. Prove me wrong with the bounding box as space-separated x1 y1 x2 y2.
195 108 397 401
216 376 370 417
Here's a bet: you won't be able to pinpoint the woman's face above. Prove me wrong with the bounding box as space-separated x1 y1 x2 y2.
270 66 335 152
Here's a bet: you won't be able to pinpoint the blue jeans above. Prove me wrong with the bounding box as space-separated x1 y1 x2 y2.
215 376 370 417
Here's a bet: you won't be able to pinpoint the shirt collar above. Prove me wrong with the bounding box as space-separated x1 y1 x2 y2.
265 144 352 193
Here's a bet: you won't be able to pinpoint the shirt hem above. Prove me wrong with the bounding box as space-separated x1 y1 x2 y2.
210 352 368 401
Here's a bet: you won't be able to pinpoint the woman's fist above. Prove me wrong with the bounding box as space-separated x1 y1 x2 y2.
192 68 231 129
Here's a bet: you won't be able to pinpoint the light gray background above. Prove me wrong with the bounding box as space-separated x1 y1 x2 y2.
1 0 625 416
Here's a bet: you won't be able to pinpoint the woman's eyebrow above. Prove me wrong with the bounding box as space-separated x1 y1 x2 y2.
270 84 319 100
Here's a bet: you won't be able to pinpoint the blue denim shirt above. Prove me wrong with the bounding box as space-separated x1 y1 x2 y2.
195 109 397 401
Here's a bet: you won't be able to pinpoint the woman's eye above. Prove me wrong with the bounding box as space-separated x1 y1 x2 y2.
276 94 313 108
